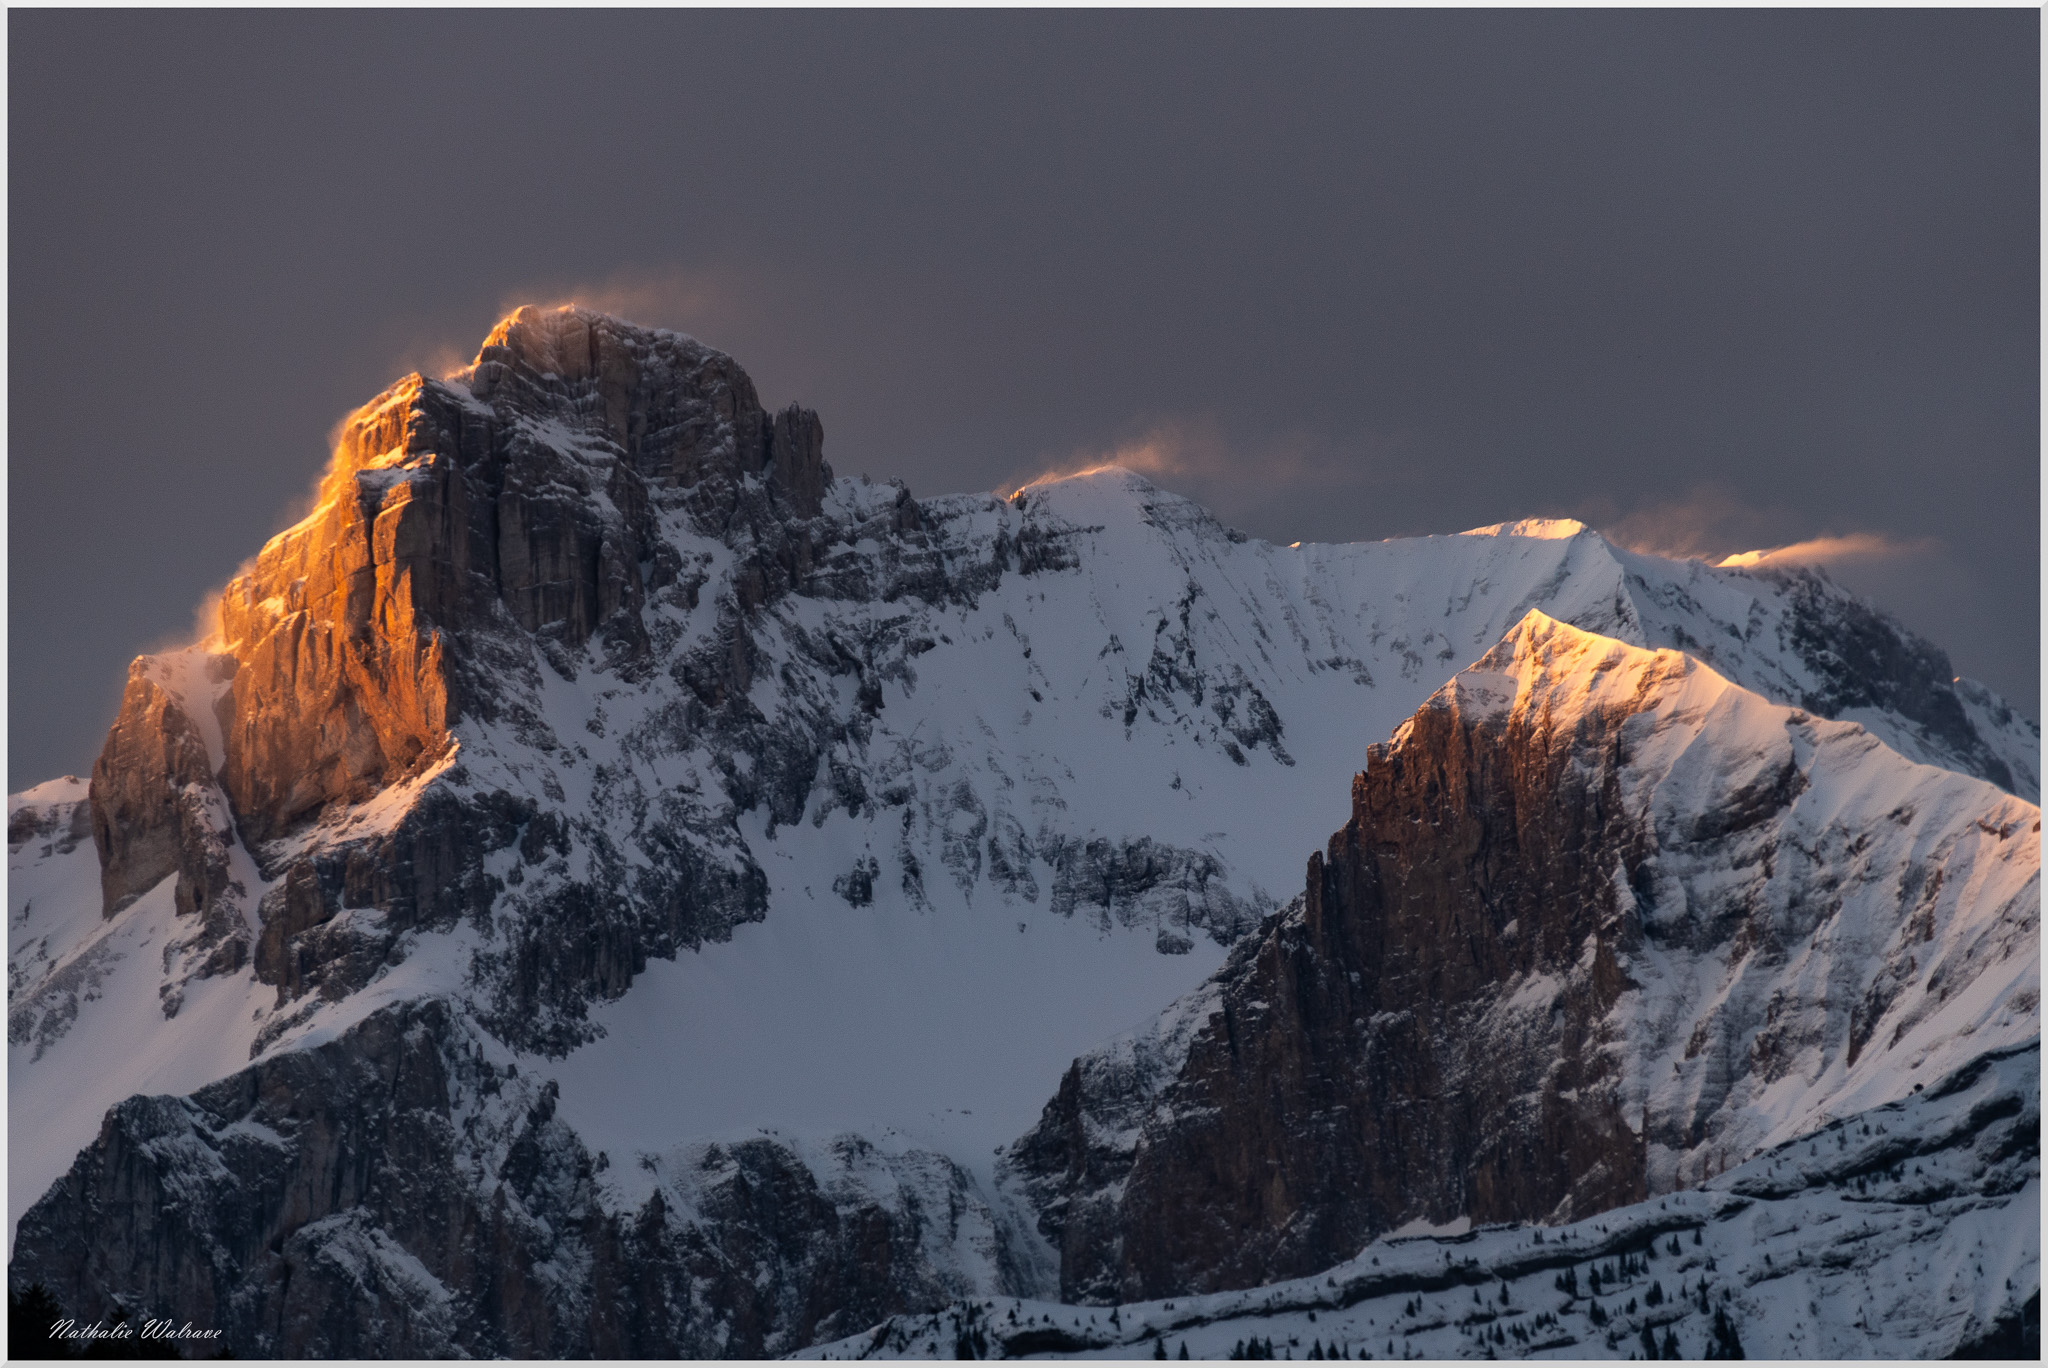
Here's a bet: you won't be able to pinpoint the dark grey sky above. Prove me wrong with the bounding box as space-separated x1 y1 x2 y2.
10 9 2038 789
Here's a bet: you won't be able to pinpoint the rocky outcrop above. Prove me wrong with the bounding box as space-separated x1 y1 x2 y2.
1007 613 2040 1303
9 997 1042 1359
79 653 255 992
1014 637 1652 1302
8 778 92 858
1765 565 2024 795
87 658 227 915
213 305 832 848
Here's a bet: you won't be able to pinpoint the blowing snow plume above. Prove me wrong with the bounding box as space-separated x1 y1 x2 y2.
999 417 1381 527
1598 486 1937 572
1717 531 1939 568
1001 418 1217 496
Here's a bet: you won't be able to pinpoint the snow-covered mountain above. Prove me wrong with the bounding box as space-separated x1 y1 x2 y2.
1002 613 2038 1304
8 306 2037 1356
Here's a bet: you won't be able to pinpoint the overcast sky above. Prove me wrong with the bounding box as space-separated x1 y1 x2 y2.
10 9 2038 789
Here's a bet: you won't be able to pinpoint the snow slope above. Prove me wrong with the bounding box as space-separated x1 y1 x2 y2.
6 779 487 1256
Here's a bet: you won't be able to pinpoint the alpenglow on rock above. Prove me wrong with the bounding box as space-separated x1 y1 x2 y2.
9 306 2038 1357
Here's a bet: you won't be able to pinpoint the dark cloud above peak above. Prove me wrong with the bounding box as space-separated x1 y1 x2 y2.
9 8 2037 787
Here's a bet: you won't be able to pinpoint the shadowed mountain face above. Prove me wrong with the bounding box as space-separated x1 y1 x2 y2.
9 997 1046 1359
9 309 2037 1357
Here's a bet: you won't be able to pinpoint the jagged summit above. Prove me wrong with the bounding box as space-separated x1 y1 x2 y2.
202 305 836 848
467 301 707 372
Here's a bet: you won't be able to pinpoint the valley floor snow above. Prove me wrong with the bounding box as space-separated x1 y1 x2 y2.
542 807 1229 1207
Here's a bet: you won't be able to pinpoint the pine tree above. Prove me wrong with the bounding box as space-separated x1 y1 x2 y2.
1706 1306 1746 1360
10 1284 70 1361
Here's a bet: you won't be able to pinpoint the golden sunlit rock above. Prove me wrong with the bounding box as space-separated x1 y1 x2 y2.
162 304 835 846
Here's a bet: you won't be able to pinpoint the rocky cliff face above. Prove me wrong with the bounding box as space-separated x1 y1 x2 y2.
1006 613 2039 1303
215 305 831 845
85 307 861 1050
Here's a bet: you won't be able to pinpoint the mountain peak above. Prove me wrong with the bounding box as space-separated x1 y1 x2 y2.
463 302 711 385
1403 610 1717 747
1457 516 1591 540
1479 606 1673 671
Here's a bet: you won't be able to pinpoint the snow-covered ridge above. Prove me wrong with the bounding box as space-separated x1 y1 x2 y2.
1458 516 1591 540
806 1041 2039 1360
